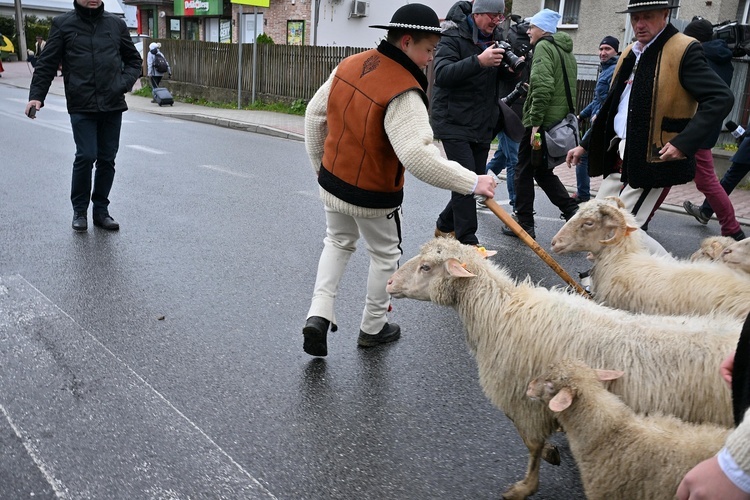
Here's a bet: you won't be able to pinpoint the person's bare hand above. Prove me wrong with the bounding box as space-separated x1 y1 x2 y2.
567 146 586 167
475 174 497 198
478 45 504 67
677 455 750 500
530 125 540 146
25 100 42 119
659 142 686 161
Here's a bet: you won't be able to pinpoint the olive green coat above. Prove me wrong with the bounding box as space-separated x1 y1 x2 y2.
522 32 577 128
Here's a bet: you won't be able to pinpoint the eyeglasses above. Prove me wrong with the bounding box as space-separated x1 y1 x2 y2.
484 12 505 22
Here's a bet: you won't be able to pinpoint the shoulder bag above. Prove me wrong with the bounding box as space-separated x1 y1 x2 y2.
543 39 580 169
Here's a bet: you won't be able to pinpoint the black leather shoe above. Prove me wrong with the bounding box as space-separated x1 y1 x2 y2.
303 316 331 356
501 214 535 239
72 212 87 232
358 322 401 347
93 213 120 230
683 201 710 225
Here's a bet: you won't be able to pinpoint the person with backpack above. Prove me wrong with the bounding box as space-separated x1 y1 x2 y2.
147 42 171 90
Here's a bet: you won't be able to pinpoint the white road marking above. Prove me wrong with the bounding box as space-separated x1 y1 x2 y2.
126 145 168 155
1 404 69 499
199 165 254 179
5 97 69 114
0 109 72 135
8 275 277 499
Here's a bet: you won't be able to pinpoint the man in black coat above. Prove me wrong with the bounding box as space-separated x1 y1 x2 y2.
431 0 521 246
26 0 142 232
566 0 733 254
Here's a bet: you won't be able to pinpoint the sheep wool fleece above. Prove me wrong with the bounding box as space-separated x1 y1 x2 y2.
304 41 477 333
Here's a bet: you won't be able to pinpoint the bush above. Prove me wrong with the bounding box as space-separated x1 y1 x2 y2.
256 33 274 45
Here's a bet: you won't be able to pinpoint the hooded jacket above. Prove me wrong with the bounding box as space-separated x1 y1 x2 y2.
522 32 577 128
430 1 517 142
29 1 142 113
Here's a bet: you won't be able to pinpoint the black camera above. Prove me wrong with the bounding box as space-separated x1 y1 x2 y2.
495 41 526 72
501 80 528 106
713 20 750 57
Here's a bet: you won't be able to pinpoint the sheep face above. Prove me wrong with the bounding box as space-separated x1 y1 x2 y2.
527 359 624 413
551 198 638 255
720 238 750 274
690 236 736 262
387 239 484 305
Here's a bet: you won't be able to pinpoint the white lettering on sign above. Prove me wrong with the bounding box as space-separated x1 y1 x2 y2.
184 0 210 10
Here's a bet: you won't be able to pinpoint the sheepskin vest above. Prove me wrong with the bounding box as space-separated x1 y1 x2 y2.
319 44 428 209
590 25 697 188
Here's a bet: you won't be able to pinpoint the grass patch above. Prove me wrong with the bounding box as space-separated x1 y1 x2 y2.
132 86 306 115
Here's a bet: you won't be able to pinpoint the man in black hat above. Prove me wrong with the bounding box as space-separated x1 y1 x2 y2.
566 0 733 254
301 3 498 357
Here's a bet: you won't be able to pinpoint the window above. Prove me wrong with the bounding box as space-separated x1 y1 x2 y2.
543 0 580 26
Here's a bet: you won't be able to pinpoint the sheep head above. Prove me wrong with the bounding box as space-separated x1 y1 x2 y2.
720 238 750 274
551 197 638 255
690 236 736 262
387 238 490 305
526 359 624 413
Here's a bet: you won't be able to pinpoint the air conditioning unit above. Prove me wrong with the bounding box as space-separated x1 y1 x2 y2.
350 0 369 18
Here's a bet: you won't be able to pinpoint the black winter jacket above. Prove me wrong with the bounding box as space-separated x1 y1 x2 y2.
29 1 142 113
430 1 518 142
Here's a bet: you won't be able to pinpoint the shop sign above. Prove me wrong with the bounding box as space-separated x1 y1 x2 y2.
174 0 222 16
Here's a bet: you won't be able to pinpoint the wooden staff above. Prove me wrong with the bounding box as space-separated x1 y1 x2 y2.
483 198 589 297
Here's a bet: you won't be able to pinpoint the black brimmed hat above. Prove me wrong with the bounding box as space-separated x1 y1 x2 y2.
369 3 443 34
617 0 678 13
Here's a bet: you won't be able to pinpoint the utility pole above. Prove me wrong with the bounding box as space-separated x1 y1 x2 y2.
313 0 320 46
13 0 28 61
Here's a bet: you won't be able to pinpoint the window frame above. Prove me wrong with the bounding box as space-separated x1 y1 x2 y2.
542 0 580 28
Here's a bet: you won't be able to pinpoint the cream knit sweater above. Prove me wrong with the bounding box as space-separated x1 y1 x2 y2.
305 70 478 219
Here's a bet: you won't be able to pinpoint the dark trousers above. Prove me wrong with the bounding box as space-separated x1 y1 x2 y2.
70 111 123 214
436 139 490 245
700 161 750 218
514 128 578 226
150 75 162 89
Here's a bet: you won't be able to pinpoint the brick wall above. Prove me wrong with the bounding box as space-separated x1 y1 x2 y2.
263 0 312 45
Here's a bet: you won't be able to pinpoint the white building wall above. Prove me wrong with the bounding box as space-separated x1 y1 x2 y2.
314 0 458 47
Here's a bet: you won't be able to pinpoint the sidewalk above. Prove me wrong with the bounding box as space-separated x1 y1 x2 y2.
2 60 748 227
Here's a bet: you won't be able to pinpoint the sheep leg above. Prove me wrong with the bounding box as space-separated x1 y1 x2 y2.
501 439 544 500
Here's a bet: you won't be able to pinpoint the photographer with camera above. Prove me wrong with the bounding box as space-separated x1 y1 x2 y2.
502 8 580 240
483 15 532 213
431 0 525 247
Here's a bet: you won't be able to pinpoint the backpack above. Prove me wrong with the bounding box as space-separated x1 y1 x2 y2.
153 52 169 73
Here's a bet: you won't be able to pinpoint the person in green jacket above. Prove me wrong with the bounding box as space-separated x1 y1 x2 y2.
502 8 579 240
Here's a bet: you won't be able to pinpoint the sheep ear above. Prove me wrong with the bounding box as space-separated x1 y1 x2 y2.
594 369 624 381
548 387 574 412
475 246 497 258
445 258 476 278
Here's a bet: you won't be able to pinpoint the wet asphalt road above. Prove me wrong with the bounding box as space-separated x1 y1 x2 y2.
0 84 722 499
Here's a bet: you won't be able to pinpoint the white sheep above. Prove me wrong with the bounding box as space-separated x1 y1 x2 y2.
551 197 750 320
690 235 736 261
720 237 750 275
386 238 741 500
527 359 730 500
